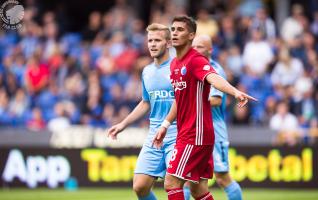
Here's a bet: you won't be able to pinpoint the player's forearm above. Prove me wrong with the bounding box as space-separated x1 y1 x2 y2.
165 100 177 123
121 100 150 127
206 73 238 97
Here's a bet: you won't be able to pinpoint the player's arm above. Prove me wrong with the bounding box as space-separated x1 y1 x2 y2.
210 96 222 107
206 73 257 107
107 100 150 140
152 100 177 148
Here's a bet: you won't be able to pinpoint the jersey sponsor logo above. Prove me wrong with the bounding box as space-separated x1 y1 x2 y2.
181 65 187 75
203 65 210 71
171 77 187 91
149 90 174 99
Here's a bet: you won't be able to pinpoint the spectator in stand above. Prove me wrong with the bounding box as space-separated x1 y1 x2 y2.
27 107 46 131
242 27 273 77
96 47 115 75
109 83 126 109
4 72 19 99
218 15 242 50
128 19 146 51
82 11 102 42
47 102 71 132
0 88 12 125
8 88 30 125
101 103 116 127
311 11 318 37
226 45 243 81
124 70 142 108
281 4 306 45
251 7 276 42
10 54 26 87
19 21 41 59
269 101 300 146
196 8 219 40
35 81 61 121
293 73 315 130
25 55 49 95
271 46 304 88
43 22 60 62
82 80 103 127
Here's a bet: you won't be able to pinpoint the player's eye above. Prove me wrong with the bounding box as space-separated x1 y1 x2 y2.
171 27 175 31
177 27 184 31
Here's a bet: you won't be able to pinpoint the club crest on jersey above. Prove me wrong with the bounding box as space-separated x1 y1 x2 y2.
181 65 187 75
203 65 210 71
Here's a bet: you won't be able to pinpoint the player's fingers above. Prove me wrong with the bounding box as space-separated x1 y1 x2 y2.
151 138 156 147
107 127 115 137
152 133 159 147
245 94 258 101
155 141 163 149
241 98 248 107
153 141 159 149
156 131 162 140
237 98 247 107
108 130 118 140
237 102 243 108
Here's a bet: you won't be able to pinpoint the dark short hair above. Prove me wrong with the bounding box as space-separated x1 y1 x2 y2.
172 15 197 33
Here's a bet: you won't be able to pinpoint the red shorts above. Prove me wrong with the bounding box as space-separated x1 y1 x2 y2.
166 142 213 183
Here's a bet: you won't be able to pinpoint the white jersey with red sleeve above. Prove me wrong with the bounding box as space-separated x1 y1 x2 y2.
170 48 217 145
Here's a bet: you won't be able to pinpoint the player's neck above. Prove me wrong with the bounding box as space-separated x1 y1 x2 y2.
175 43 192 60
154 51 170 66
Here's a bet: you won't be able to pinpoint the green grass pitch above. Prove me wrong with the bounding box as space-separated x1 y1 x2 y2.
1 188 318 200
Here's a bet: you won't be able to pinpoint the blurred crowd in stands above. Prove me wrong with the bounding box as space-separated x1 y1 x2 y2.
0 0 317 146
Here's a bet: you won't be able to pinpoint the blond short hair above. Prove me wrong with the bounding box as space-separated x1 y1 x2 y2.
146 23 171 40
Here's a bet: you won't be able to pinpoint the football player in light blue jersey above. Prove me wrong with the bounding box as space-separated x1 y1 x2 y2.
107 23 179 200
187 35 243 200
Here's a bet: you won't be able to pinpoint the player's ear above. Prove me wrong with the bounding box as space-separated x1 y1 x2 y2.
167 39 172 48
189 32 195 41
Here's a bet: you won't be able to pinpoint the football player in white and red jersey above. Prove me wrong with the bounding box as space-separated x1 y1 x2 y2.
153 15 256 200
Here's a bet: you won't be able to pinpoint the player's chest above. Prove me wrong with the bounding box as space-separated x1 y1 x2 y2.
170 61 191 92
144 68 172 91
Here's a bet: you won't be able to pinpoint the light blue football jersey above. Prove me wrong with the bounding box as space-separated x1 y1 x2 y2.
142 58 177 147
210 60 228 142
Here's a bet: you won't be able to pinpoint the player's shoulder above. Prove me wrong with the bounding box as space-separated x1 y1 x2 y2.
189 51 209 68
142 62 155 74
191 49 209 61
170 57 178 67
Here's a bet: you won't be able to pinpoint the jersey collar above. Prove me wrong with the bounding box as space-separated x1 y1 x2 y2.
155 57 171 68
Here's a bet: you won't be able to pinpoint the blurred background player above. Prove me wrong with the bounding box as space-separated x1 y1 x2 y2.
153 15 256 200
107 23 181 200
189 34 243 200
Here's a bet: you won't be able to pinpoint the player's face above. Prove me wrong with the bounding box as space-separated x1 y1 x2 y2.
192 38 211 58
171 21 195 48
147 31 169 58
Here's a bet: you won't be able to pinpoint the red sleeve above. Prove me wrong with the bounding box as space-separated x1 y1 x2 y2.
190 56 217 82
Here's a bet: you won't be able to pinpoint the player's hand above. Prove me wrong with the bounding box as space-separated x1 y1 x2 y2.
234 90 257 108
152 126 167 149
106 123 125 140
